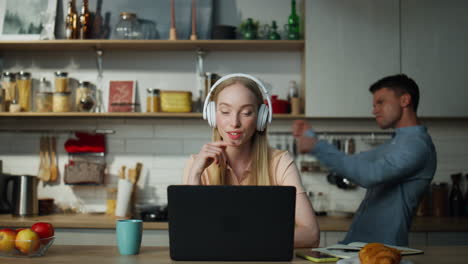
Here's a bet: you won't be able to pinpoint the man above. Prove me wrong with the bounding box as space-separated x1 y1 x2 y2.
293 74 437 246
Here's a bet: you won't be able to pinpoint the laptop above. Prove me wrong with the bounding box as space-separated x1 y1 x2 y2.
167 185 296 261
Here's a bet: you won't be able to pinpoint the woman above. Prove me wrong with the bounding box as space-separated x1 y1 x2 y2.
183 74 319 248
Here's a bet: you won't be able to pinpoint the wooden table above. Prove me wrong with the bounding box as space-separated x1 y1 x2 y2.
4 245 468 264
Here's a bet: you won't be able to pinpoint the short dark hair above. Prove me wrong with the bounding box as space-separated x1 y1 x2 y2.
369 74 420 112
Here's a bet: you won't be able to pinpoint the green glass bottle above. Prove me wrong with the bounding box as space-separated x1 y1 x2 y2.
287 0 300 40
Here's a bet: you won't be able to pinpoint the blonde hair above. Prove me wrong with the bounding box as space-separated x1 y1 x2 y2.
206 77 273 186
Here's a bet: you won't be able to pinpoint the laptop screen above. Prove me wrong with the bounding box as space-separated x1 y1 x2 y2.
168 185 296 261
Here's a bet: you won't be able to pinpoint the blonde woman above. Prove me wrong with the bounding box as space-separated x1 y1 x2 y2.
183 74 319 248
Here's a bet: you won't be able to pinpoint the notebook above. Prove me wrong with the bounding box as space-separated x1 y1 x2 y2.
167 185 296 261
313 242 424 259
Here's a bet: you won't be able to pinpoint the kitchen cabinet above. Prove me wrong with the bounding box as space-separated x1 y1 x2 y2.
401 0 468 117
305 0 468 118
304 0 400 117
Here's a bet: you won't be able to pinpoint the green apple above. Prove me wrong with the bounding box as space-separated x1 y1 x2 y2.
0 228 17 252
15 228 40 254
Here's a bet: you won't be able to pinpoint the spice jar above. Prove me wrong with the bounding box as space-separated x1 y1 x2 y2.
53 92 71 112
1 72 16 111
75 81 95 112
35 77 53 112
17 71 32 111
54 71 69 92
146 88 160 112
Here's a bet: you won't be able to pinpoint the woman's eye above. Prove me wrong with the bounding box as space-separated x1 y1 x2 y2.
242 111 253 116
220 110 230 115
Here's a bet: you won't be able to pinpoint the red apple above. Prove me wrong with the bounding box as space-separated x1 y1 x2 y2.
0 228 17 252
15 229 40 254
31 222 54 239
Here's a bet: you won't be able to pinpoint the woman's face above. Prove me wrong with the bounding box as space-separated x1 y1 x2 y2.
216 82 258 147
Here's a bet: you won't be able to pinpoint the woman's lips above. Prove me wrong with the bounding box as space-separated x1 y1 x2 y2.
226 132 242 140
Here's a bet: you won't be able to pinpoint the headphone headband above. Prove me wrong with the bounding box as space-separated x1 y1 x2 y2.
202 73 273 124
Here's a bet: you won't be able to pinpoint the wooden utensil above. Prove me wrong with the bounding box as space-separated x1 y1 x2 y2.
169 0 178 40
119 165 126 180
49 136 58 182
42 136 51 182
190 0 197 40
135 162 143 184
38 136 47 181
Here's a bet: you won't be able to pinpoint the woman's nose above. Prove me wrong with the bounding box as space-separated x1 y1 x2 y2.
230 114 241 127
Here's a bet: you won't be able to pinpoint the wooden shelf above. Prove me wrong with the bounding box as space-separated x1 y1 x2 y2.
0 112 305 119
0 40 304 52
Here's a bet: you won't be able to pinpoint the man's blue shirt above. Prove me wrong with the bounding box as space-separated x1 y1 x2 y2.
312 125 437 246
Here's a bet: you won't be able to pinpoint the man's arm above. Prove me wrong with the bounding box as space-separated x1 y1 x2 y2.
313 137 430 188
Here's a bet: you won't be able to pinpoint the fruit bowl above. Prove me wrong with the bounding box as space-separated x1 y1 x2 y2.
0 236 55 258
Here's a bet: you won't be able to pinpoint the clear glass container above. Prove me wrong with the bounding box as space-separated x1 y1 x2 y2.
53 92 71 112
35 77 53 112
76 81 95 112
17 71 32 112
1 72 16 111
146 88 160 112
54 71 69 93
114 12 142 39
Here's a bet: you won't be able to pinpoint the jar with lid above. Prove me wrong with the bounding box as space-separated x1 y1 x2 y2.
35 77 53 112
114 12 142 39
75 81 95 112
146 88 160 112
53 92 71 112
0 83 4 112
54 71 69 92
432 182 448 217
1 72 16 111
17 71 32 111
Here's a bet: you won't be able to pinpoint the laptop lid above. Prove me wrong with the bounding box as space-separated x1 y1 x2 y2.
168 185 296 261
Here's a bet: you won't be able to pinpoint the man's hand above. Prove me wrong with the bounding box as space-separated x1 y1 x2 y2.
292 120 318 154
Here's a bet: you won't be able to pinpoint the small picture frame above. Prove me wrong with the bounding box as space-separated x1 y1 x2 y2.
0 0 57 40
108 80 136 112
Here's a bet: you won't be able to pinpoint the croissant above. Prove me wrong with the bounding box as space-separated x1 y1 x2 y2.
359 243 401 264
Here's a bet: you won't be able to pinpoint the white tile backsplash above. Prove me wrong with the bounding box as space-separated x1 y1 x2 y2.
1 118 467 214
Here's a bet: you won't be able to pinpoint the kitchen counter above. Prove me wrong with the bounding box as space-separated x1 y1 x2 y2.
1 214 468 232
4 245 468 264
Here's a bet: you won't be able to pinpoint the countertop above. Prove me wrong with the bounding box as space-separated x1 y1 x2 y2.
1 214 468 232
4 245 468 264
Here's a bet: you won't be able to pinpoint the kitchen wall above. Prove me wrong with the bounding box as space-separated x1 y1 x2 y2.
1 117 467 214
1 0 468 214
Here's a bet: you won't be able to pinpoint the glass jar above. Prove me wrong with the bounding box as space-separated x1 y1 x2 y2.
76 81 95 112
1 72 16 111
53 92 71 112
17 71 32 111
0 85 4 112
146 88 160 112
35 77 53 112
432 182 448 217
114 12 142 39
54 71 69 92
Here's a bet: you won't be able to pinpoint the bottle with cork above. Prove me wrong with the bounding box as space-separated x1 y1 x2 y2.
65 0 78 39
79 0 91 39
287 80 300 115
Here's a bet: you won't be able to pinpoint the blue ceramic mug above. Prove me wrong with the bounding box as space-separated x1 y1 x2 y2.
116 219 143 255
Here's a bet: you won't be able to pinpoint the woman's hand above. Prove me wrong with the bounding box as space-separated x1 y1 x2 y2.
187 141 228 184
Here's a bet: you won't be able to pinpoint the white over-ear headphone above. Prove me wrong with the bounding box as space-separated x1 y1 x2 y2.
202 73 273 132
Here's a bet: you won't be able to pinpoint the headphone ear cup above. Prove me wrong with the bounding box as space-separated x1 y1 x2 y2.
207 101 216 128
257 104 269 131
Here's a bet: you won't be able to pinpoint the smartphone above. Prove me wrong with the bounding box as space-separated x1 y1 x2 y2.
296 250 339 263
